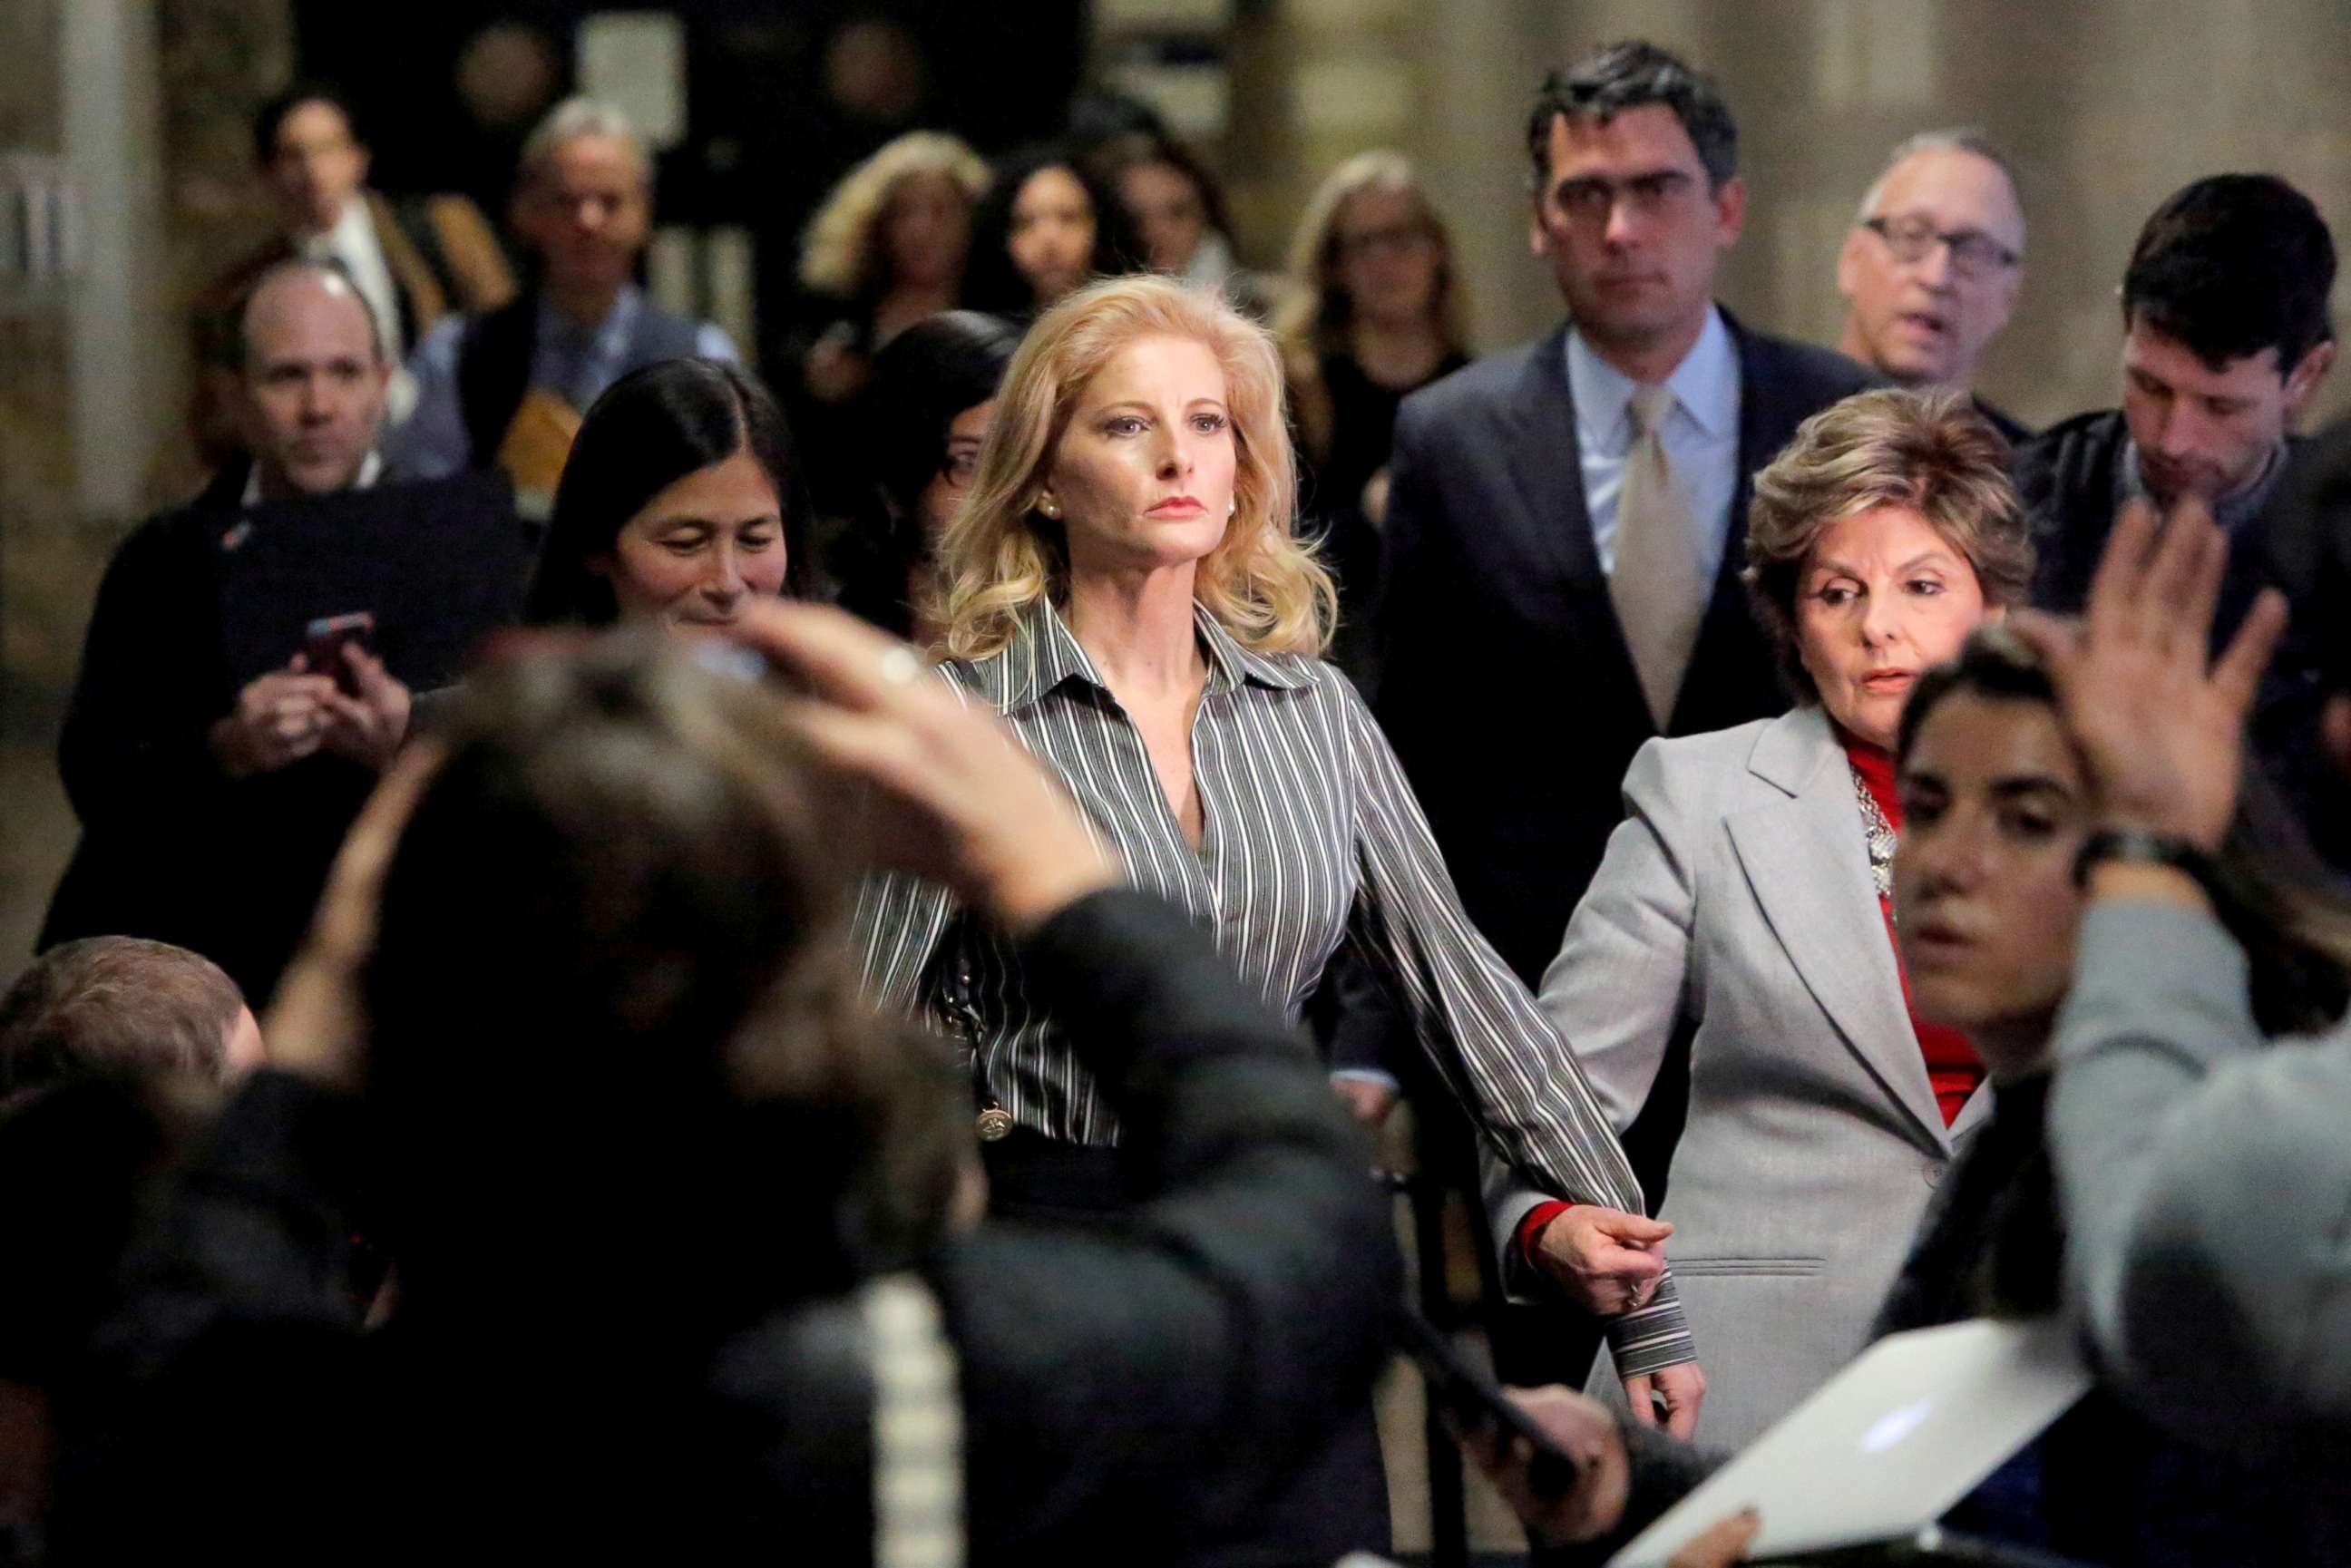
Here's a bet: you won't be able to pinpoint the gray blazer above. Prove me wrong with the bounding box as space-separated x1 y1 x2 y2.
1488 704 1990 1447
2051 898 2351 1456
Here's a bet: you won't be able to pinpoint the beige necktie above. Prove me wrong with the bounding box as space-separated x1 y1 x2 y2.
1609 384 1708 730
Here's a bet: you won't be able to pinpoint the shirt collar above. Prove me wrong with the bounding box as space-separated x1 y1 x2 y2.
534 284 643 351
327 194 374 257
984 595 1310 711
1195 602 1312 694
292 195 368 260
2117 434 2288 535
1566 305 1738 447
241 449 383 508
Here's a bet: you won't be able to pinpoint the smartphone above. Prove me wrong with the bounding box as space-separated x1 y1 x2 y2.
303 611 376 696
1392 1308 1588 1502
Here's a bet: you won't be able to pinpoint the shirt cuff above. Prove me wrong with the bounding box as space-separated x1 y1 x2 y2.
1605 1271 1696 1377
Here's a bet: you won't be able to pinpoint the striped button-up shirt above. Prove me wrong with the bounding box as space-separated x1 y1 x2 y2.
853 597 1693 1373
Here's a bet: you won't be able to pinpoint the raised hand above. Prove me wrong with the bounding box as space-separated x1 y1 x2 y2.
1457 1383 1630 1549
728 600 1116 933
2007 495 2288 851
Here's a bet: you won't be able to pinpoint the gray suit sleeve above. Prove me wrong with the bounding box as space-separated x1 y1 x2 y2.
2048 897 2351 1447
1535 741 1696 1129
1476 740 1701 1347
1333 677 1694 1373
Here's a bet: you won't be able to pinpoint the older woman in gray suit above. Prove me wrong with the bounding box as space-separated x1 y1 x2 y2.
1489 387 2036 1447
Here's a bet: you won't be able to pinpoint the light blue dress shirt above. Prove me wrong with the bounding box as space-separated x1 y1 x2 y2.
1567 306 1742 581
386 285 738 481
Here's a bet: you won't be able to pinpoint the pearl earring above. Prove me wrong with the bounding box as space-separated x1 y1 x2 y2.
1039 495 1060 519
1228 499 1238 516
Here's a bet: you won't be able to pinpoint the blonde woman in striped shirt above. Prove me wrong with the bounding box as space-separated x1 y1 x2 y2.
854 275 1703 1462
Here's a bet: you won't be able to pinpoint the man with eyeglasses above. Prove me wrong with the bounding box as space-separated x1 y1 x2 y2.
1836 130 2029 443
1361 38 1874 1429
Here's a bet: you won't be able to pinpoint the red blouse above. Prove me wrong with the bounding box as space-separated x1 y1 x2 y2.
1843 731 1983 1125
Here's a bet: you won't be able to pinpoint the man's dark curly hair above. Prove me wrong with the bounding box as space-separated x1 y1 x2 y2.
2123 174 2336 375
1525 40 1738 193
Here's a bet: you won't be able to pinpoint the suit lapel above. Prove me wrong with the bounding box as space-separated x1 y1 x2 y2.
1500 326 1652 718
1946 1077 1995 1143
1677 313 1786 723
1724 706 1951 1150
367 190 446 353
1498 325 1604 586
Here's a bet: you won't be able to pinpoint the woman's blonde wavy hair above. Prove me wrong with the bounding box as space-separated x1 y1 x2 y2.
932 273 1336 661
798 131 989 300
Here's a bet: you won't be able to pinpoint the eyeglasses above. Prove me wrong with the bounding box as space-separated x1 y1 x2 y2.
940 445 982 489
1547 170 1700 225
1860 216 2020 278
1333 222 1434 261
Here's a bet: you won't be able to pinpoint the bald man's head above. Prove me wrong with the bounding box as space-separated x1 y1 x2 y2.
236 261 389 499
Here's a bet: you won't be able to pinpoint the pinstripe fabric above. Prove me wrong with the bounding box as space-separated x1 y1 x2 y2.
853 598 1694 1373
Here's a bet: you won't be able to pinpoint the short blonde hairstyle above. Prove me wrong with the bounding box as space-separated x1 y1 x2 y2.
1273 151 1470 460
1744 386 2034 699
932 274 1335 661
799 131 989 299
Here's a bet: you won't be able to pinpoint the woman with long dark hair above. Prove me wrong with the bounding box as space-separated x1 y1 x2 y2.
828 310 1019 644
961 146 1140 321
526 356 815 629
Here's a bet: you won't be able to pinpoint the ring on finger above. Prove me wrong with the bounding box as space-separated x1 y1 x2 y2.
879 647 922 687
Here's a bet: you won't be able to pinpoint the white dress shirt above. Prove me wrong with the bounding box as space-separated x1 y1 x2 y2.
302 198 401 358
300 198 416 424
241 449 383 508
1567 305 1743 582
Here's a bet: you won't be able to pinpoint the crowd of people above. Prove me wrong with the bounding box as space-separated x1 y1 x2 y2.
6 33 2351 1568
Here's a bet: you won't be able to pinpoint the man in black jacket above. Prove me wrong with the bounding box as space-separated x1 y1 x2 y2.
42 261 522 1001
385 97 737 507
1359 41 1875 1394
2020 174 2336 628
2018 175 2339 868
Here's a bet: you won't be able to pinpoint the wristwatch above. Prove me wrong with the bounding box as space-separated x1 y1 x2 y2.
2072 825 2219 894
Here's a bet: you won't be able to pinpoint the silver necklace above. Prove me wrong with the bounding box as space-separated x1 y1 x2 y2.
1850 763 1897 901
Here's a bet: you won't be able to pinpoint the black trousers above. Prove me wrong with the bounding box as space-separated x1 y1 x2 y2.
980 1130 1394 1568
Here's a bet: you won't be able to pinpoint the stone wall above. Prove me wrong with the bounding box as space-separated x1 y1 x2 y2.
1 0 292 971
1258 0 2351 429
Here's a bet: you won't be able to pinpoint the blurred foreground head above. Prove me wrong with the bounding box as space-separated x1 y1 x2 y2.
361 636 966 1314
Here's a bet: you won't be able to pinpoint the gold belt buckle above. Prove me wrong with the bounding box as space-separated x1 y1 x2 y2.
974 1106 1015 1142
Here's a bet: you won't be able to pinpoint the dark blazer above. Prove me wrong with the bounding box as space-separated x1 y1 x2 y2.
40 471 529 1001
1373 313 1879 989
59 891 1400 1567
2016 408 2309 628
2018 409 2346 872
